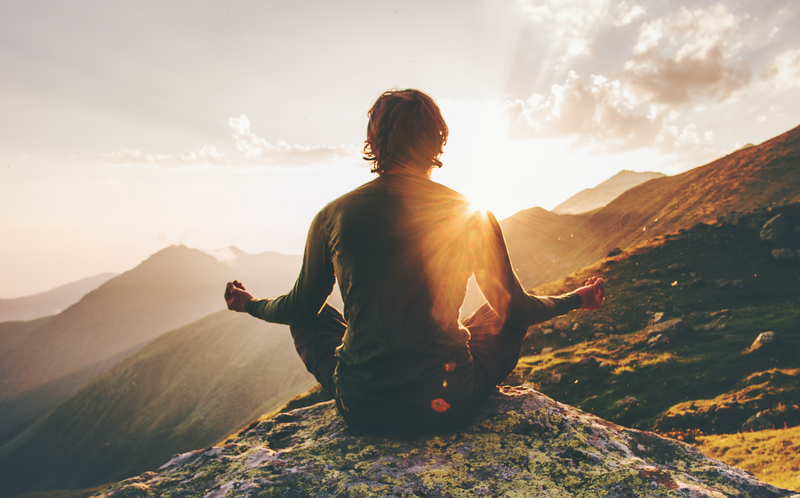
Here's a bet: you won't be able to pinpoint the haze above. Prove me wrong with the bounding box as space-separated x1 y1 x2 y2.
2 0 800 298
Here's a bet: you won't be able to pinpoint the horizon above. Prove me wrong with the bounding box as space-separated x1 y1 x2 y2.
2 0 800 298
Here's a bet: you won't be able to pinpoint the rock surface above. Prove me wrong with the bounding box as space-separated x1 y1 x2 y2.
95 387 798 498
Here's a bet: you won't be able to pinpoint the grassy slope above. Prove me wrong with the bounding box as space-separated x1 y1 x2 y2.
507 210 800 437
0 311 315 498
696 426 800 492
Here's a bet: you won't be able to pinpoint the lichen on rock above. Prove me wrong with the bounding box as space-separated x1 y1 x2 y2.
95 387 799 498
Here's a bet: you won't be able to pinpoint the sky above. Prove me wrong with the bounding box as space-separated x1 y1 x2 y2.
1 0 799 298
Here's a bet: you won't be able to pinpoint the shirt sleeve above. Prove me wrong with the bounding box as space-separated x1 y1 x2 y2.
472 210 581 327
244 210 336 325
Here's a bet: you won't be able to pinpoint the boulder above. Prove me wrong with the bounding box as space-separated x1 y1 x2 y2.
95 387 797 498
772 248 796 262
616 396 640 408
742 412 775 432
644 318 694 339
760 213 786 243
746 331 780 353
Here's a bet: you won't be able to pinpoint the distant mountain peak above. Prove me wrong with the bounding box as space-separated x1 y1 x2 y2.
552 170 666 215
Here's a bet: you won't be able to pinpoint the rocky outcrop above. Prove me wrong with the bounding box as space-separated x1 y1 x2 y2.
95 387 797 498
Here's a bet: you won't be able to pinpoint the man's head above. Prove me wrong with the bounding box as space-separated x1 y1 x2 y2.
363 89 449 175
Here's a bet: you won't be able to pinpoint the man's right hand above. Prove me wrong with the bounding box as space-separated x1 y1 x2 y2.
225 280 254 312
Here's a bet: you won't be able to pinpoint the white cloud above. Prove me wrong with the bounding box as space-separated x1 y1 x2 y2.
228 115 358 165
761 48 800 90
504 71 662 151
614 2 645 27
515 0 609 60
86 116 360 168
623 4 752 105
503 69 722 157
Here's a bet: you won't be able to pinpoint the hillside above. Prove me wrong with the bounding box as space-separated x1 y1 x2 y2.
502 123 800 291
0 310 316 498
0 273 117 323
552 170 665 215
0 246 306 438
510 204 800 434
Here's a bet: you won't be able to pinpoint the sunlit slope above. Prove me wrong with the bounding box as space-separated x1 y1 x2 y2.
696 426 800 492
0 246 304 437
0 273 117 323
502 123 800 290
506 210 800 438
0 310 315 498
551 170 665 215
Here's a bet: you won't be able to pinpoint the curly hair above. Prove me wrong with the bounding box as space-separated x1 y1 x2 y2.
363 89 449 175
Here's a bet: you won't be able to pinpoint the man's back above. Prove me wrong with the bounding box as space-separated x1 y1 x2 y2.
321 173 477 401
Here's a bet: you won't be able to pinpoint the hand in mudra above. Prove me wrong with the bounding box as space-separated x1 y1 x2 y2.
225 280 254 312
574 276 605 310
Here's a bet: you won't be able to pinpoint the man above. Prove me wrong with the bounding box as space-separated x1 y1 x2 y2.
225 89 604 435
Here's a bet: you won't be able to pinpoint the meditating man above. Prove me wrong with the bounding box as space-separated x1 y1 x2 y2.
225 89 605 434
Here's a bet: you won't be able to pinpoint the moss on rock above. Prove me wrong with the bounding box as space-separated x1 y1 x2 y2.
95 387 798 498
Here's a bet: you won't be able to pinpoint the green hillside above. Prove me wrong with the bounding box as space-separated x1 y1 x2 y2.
0 311 315 498
510 204 800 438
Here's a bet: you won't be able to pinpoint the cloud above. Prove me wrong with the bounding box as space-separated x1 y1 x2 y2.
86 116 359 168
504 71 661 151
761 48 800 90
504 70 718 156
622 4 752 105
228 115 357 165
516 0 609 58
614 2 645 27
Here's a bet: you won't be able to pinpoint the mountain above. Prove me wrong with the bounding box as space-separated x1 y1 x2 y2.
501 123 800 291
0 273 117 323
552 170 666 215
95 386 796 497
0 310 316 498
0 246 309 438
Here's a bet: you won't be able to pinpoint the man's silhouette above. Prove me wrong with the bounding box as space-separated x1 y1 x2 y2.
226 89 604 434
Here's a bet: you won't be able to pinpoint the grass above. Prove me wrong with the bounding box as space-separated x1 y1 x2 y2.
695 425 800 491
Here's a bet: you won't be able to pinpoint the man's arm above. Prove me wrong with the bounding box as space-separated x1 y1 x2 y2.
472 210 604 326
224 210 336 325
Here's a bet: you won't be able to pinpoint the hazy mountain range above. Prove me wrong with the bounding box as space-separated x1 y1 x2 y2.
0 247 309 437
0 272 117 323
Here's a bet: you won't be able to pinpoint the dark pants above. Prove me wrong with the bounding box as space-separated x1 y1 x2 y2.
289 303 528 433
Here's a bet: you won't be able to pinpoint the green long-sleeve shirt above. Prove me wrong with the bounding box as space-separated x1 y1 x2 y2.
246 173 580 402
